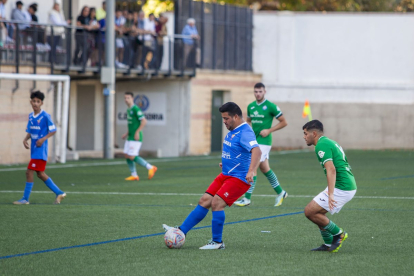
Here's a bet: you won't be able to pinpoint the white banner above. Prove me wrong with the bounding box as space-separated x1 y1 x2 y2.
117 92 166 126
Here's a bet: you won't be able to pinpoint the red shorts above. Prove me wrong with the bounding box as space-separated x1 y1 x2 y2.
27 159 47 172
205 173 250 207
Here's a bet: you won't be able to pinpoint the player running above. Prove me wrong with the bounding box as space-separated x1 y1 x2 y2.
302 120 357 252
13 91 66 205
163 102 261 249
122 92 157 181
235 82 288 207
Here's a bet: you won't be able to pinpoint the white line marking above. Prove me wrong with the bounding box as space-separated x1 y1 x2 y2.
0 149 310 172
0 190 413 200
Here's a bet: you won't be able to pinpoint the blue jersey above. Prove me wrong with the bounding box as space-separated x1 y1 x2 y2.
26 110 56 161
221 123 259 184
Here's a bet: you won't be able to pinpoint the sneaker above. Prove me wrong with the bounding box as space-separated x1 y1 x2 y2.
274 191 288 207
311 244 330 251
54 193 66 205
13 198 29 205
125 176 140 181
234 197 251 207
148 166 158 180
199 239 225 250
329 230 348 253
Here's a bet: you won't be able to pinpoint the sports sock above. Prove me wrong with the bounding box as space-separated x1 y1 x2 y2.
126 159 137 176
23 182 34 200
44 178 63 195
179 205 209 235
320 229 333 246
323 220 342 236
134 156 152 170
264 170 283 194
245 176 257 200
212 210 225 243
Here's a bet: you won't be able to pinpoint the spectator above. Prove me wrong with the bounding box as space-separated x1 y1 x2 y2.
133 11 139 25
25 4 45 44
155 13 168 69
73 6 90 65
122 10 136 67
130 10 145 70
97 15 106 64
181 18 200 68
142 13 156 69
0 0 8 44
47 0 70 63
11 1 29 30
96 1 106 21
115 9 127 68
88 7 100 66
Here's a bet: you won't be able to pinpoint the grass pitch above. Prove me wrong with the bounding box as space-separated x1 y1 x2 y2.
0 150 413 275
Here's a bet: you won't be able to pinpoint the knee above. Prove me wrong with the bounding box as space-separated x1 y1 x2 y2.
198 195 211 208
304 205 313 220
36 171 45 179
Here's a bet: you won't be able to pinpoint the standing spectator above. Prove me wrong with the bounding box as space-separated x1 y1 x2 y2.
155 13 168 69
11 1 29 31
25 4 45 44
88 7 100 66
142 13 156 69
0 0 8 44
96 1 106 21
133 11 139 25
115 9 127 68
47 0 70 63
181 18 200 68
73 6 90 65
131 10 145 70
97 15 106 65
123 10 136 67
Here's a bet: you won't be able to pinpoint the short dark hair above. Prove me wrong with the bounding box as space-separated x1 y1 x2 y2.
16 1 23 7
31 91 45 101
219 102 242 117
254 82 265 89
149 13 155 17
125 92 134 98
302 120 324 132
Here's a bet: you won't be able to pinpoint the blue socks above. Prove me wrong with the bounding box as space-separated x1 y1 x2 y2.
44 178 63 195
23 182 34 200
212 210 225 243
179 205 209 234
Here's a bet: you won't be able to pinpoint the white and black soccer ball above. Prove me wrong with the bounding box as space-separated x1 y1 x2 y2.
164 228 186 249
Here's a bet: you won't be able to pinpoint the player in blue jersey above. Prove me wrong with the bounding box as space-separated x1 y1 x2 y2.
13 91 66 205
163 102 261 249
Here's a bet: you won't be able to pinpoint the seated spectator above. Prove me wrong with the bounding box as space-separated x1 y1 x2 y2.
142 13 156 69
156 13 168 69
181 18 200 68
47 0 70 63
73 6 90 65
115 9 127 68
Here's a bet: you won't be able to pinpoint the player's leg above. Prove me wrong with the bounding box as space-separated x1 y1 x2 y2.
124 140 139 180
260 158 288 207
37 170 66 204
129 141 158 179
200 177 250 250
13 168 34 204
234 173 256 207
163 174 225 235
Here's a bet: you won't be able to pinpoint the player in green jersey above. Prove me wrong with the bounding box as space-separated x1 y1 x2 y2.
234 83 288 207
303 120 357 253
122 92 157 181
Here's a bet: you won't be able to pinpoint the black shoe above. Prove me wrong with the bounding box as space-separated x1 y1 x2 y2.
311 244 330 251
329 231 348 253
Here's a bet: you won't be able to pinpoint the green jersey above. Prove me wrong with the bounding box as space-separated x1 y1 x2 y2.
247 99 283 146
315 136 357 191
127 105 145 141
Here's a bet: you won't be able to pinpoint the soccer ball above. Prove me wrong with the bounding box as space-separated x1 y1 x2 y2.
164 228 186 249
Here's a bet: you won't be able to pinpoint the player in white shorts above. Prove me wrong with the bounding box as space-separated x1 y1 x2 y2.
303 120 357 253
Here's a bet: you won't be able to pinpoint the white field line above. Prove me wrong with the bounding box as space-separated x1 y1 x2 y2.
0 190 413 200
0 149 310 172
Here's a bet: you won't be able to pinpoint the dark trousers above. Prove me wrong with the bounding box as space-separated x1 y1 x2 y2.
47 35 61 63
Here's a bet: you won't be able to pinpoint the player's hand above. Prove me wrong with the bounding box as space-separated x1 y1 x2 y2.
36 138 45 147
122 133 127 140
23 140 30 149
219 163 222 168
134 133 140 141
245 170 255 184
328 194 337 211
259 129 271 138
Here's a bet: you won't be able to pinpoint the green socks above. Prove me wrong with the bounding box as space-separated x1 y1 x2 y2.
264 170 283 194
134 156 152 170
320 229 333 246
323 220 342 236
126 159 137 176
245 176 257 199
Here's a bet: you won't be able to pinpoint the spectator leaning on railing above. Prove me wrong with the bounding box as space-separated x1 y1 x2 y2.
47 0 70 63
88 7 100 66
181 17 200 68
0 0 9 44
156 13 168 69
74 6 90 65
11 1 29 31
115 9 127 68
142 13 156 69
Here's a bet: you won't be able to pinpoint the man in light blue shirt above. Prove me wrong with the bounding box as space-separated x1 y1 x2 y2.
181 18 200 68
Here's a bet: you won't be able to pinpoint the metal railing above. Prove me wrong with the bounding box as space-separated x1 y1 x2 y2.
0 19 197 77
